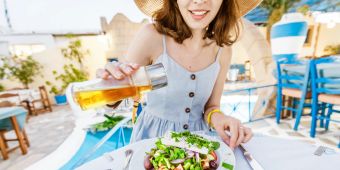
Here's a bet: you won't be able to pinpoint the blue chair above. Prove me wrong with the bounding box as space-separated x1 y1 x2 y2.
271 13 310 130
310 57 340 141
275 58 311 131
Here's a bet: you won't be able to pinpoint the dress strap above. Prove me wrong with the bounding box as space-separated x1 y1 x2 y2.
215 47 222 62
162 35 167 55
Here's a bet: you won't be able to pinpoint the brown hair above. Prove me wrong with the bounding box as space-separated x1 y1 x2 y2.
153 0 241 47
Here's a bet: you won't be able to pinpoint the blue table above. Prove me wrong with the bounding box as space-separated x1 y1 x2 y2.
0 107 28 159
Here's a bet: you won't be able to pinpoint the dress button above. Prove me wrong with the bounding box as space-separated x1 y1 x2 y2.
190 74 196 80
185 108 191 113
189 92 195 98
183 124 189 130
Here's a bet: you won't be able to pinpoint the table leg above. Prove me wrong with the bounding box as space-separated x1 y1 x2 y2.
0 134 8 160
0 131 8 148
282 95 288 118
23 130 30 147
287 96 293 118
10 116 27 155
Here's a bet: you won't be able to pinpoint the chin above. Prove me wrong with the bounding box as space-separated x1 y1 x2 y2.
186 22 210 31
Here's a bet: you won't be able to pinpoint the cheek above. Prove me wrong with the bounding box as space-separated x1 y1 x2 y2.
177 1 188 16
212 1 223 15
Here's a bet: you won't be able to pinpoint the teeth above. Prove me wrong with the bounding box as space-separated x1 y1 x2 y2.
191 11 207 15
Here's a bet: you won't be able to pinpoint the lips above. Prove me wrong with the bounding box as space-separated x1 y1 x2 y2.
189 10 209 20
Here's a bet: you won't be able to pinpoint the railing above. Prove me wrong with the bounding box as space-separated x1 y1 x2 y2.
222 84 277 123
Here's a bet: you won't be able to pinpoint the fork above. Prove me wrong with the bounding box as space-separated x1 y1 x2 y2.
123 149 134 170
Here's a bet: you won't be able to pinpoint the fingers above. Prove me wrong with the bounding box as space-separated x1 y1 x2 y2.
96 68 110 79
243 127 253 143
229 122 239 150
119 63 135 75
105 62 124 79
236 126 245 147
215 115 253 149
104 62 139 79
129 63 140 69
215 126 230 146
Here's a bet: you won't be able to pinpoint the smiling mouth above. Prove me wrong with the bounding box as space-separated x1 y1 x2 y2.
189 10 209 15
189 10 209 20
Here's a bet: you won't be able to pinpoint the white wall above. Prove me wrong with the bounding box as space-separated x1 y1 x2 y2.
0 34 108 104
0 41 10 56
0 34 55 47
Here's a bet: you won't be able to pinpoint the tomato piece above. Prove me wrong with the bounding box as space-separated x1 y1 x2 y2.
210 151 217 161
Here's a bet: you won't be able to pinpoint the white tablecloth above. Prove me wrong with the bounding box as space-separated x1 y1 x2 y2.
0 89 41 102
0 89 43 108
76 134 340 170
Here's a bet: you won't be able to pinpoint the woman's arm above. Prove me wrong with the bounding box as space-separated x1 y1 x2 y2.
204 46 252 149
99 24 163 79
123 24 163 65
204 47 231 120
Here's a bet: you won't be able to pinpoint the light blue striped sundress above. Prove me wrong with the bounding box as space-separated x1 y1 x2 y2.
130 35 221 143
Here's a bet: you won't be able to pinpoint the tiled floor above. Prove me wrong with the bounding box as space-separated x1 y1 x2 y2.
0 105 339 170
247 116 340 149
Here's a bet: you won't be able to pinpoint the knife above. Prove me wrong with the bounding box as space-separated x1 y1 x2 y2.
239 144 264 170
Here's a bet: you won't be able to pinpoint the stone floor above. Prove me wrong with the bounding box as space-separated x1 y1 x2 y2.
0 105 339 170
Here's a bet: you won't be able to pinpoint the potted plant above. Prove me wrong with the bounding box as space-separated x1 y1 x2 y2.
45 80 66 105
46 64 88 105
46 38 89 104
1 55 43 89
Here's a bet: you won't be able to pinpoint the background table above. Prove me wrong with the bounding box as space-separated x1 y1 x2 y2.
283 63 340 89
0 107 28 159
77 133 340 170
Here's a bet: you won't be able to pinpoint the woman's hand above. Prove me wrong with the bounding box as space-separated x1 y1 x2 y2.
96 61 140 80
210 113 252 150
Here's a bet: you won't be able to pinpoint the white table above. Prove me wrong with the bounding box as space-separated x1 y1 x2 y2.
76 134 340 170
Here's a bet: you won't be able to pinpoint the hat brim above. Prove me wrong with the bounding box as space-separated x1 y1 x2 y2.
134 0 262 17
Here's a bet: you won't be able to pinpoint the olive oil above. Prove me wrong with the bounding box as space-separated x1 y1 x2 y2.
74 85 151 110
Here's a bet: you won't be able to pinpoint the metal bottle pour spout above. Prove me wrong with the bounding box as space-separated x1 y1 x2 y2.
145 63 168 90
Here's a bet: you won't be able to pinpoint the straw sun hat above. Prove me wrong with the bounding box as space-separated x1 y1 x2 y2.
134 0 262 17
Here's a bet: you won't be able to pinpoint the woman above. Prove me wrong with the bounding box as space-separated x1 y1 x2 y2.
98 0 262 149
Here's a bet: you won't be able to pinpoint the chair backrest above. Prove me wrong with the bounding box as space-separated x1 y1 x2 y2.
0 93 19 98
311 56 340 95
7 87 26 91
276 58 311 90
271 13 308 62
38 86 49 100
0 93 21 106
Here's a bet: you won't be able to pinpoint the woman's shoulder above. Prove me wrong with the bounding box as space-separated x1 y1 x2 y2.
136 24 163 45
127 24 164 64
134 24 163 52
